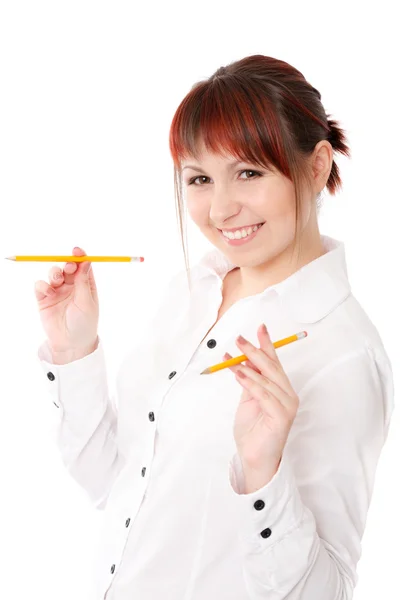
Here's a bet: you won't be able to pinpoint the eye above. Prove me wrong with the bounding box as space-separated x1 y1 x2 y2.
187 169 262 186
239 169 262 181
188 175 211 186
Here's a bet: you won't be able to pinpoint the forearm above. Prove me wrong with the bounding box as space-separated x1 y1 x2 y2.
39 337 124 508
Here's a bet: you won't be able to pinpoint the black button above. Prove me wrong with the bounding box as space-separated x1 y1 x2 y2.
260 528 272 538
148 412 155 422
110 564 115 574
168 371 177 379
254 499 265 511
141 467 146 477
207 339 217 348
125 518 130 528
47 372 55 381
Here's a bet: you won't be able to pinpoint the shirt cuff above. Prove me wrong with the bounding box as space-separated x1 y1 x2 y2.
229 452 305 549
37 337 108 417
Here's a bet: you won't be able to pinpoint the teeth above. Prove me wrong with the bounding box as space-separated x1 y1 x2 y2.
222 223 263 240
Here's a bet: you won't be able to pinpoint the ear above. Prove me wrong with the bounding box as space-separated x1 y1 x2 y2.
312 140 333 191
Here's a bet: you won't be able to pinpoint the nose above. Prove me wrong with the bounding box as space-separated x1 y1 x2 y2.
209 185 241 225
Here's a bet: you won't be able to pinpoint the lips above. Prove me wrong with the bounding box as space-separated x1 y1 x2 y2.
218 222 265 232
218 222 265 246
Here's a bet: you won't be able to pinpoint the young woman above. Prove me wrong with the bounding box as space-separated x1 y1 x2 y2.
35 55 394 600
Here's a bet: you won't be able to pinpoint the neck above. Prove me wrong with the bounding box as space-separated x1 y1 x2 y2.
234 225 325 298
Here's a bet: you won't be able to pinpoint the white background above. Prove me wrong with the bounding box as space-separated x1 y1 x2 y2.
0 1 398 598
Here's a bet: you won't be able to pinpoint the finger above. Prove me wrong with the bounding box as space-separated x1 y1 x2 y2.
257 324 294 392
61 249 81 285
72 246 98 298
236 334 293 396
221 352 253 402
235 369 290 419
72 246 90 274
34 280 57 302
257 323 281 363
48 266 65 287
63 247 90 286
235 363 295 413
222 352 261 375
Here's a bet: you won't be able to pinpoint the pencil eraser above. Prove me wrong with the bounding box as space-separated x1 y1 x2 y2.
140 257 144 262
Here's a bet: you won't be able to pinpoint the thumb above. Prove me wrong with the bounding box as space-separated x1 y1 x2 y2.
74 256 91 280
74 259 97 301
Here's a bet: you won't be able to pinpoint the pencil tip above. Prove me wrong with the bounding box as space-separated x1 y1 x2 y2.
200 368 210 375
5 256 15 261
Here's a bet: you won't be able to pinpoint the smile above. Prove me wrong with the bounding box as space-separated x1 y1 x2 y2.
218 222 264 245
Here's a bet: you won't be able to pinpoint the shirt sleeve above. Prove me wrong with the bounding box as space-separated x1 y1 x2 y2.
38 336 125 509
228 344 394 599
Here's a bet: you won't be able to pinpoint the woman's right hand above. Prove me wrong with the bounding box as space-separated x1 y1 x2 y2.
34 247 99 359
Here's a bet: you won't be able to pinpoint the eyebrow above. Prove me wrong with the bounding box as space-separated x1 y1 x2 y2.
182 160 246 172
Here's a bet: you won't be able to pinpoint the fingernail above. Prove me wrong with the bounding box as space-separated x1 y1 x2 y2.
237 335 246 344
262 324 268 334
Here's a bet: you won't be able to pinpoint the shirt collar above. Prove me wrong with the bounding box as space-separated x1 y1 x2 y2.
190 235 351 324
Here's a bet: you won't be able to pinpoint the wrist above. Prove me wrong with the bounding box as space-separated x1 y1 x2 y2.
50 337 99 365
240 457 281 494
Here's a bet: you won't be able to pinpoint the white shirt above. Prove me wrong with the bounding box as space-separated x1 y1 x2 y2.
38 234 395 600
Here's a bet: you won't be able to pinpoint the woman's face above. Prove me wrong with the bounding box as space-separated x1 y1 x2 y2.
181 142 310 269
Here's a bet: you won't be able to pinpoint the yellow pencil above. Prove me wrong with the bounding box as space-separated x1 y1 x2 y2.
5 255 144 262
200 331 307 374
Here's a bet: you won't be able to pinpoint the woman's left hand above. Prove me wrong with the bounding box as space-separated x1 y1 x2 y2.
224 324 299 484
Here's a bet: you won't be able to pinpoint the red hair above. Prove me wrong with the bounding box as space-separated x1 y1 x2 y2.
169 55 351 288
